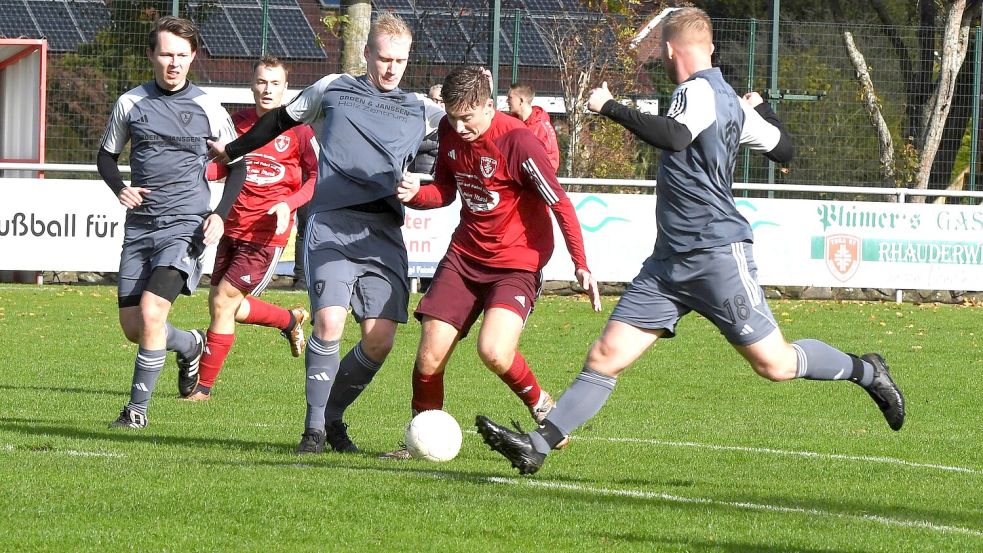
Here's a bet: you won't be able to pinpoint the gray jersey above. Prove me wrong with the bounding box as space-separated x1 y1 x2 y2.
101 81 238 217
286 74 443 218
654 68 781 258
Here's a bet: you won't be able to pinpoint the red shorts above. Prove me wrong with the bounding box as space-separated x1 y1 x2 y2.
415 249 542 337
209 236 283 295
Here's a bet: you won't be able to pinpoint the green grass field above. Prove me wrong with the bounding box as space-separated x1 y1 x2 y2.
1 284 981 552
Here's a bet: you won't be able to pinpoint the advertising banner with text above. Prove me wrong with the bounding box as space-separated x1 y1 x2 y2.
3 180 982 291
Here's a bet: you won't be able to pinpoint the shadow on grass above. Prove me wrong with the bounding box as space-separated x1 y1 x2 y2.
0 417 292 454
0 384 125 398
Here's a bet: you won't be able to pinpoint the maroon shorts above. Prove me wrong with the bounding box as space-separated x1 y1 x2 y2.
209 236 283 296
415 249 542 337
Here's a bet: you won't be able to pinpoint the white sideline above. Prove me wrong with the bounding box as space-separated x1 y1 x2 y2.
582 436 983 476
483 476 983 538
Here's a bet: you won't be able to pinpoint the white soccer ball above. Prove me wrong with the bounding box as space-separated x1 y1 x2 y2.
404 409 463 462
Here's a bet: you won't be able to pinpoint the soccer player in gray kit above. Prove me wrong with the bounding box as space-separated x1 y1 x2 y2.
210 13 444 454
99 16 246 429
477 7 905 474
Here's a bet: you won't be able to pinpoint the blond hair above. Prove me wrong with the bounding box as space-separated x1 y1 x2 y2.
368 12 412 49
661 7 712 46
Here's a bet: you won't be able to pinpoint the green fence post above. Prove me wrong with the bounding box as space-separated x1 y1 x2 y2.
971 25 981 192
742 19 757 193
511 9 521 84
767 0 779 195
489 0 502 101
261 0 269 56
172 0 179 17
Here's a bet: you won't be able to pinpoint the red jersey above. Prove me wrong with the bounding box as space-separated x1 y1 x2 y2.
222 109 318 246
408 111 589 273
522 106 560 171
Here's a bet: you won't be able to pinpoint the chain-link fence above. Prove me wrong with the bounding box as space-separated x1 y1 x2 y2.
6 0 981 200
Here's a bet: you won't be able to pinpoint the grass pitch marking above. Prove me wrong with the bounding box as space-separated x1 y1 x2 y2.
482 475 983 539
582 436 983 476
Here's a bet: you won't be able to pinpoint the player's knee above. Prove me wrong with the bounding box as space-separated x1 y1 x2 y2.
476 345 513 373
361 334 394 361
585 338 623 376
750 359 796 382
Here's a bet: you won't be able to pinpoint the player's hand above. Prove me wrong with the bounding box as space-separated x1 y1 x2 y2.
202 213 224 246
267 201 291 235
118 187 150 210
207 139 230 164
575 268 602 312
742 91 764 108
587 82 614 113
397 170 421 203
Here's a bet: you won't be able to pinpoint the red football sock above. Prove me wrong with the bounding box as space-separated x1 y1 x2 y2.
411 364 444 414
497 352 541 407
241 297 292 330
198 331 235 389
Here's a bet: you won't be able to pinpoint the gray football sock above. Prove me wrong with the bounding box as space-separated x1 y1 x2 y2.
793 339 873 386
530 367 617 454
304 335 341 431
164 323 196 357
126 347 165 415
324 342 382 423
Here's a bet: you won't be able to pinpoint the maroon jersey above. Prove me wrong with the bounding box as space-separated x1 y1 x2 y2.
222 109 318 247
408 111 589 273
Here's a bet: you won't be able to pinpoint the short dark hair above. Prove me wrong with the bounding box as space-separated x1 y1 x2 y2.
254 55 288 79
148 16 200 53
442 66 491 112
509 82 535 101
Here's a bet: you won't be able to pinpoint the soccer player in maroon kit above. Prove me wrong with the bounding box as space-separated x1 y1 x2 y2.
185 56 318 400
384 66 602 458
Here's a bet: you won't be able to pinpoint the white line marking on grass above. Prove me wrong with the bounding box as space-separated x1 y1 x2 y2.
586 437 983 476
483 476 983 538
2 444 125 458
463 431 983 475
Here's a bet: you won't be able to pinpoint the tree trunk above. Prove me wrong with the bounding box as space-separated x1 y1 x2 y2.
341 0 371 75
843 32 896 186
929 56 975 195
914 0 970 201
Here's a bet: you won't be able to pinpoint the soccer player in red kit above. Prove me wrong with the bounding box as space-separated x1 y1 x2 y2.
185 56 318 400
384 65 602 458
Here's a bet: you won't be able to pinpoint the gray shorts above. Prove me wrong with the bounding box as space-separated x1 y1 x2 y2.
610 241 777 346
118 214 206 300
305 208 409 323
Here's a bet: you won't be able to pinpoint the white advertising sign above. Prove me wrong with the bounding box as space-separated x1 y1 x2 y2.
3 180 983 291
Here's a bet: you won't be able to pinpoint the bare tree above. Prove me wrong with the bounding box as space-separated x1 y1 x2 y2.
340 0 371 75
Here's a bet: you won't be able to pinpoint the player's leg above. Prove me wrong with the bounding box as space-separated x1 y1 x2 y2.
189 277 243 400
319 211 410 452
477 269 552 422
709 242 904 430
228 241 309 357
476 256 681 473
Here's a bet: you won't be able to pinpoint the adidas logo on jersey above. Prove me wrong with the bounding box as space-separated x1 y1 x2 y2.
136 114 149 124
514 295 526 307
739 324 754 336
240 274 252 284
448 149 457 160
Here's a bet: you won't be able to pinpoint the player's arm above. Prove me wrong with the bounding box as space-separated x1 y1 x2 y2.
222 107 300 161
508 131 601 311
98 97 149 209
269 127 319 235
740 92 794 163
400 124 457 209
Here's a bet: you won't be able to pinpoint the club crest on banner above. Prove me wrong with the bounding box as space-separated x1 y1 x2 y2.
274 135 291 152
479 156 497 178
825 234 860 282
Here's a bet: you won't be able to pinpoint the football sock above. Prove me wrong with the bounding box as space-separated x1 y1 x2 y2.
324 342 382 422
496 351 541 408
164 323 196 357
411 364 444 414
127 347 165 415
529 367 616 454
304 335 340 431
792 339 873 386
198 331 235 389
241 297 292 330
